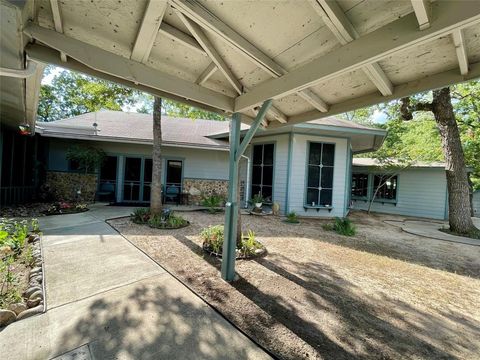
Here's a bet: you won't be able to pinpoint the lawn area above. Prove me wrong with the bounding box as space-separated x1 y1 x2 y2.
109 211 480 360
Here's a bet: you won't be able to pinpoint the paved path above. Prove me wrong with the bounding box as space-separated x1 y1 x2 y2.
385 217 480 246
0 204 271 360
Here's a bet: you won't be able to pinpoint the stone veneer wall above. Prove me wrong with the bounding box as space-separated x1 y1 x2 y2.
45 171 97 202
183 178 229 205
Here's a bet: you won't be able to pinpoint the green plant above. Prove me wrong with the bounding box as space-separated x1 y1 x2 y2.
240 230 262 256
285 211 299 223
66 145 106 173
200 225 224 254
0 218 28 254
251 193 264 205
31 218 40 233
201 194 224 213
324 217 356 236
131 208 151 224
22 245 35 267
148 212 188 229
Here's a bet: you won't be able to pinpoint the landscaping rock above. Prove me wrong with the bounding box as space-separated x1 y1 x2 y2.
27 298 41 308
24 286 42 298
16 305 43 320
9 303 27 315
0 309 17 327
29 274 42 284
28 234 37 243
30 267 42 275
28 290 44 301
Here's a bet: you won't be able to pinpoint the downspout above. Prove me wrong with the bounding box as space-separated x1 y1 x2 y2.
240 154 250 208
0 60 37 78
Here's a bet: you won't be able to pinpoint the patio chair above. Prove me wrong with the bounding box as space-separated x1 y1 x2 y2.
164 185 180 205
96 182 115 203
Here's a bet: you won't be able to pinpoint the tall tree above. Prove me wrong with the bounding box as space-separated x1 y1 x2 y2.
400 87 479 236
37 66 137 121
150 97 163 215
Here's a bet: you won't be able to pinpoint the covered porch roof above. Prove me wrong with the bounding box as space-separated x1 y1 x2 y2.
1 0 480 130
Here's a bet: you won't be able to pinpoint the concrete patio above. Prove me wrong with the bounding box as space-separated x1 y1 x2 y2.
0 204 271 360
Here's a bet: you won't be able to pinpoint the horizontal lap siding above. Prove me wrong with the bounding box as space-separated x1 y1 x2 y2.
352 167 447 220
473 191 480 217
46 139 230 180
288 134 348 218
249 134 289 214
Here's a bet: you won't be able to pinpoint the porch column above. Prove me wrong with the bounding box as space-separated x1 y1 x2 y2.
221 100 272 281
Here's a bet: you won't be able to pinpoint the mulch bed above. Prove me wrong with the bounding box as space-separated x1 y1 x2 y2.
109 211 480 360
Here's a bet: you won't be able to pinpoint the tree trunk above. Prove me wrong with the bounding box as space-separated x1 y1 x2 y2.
150 97 163 215
432 88 477 235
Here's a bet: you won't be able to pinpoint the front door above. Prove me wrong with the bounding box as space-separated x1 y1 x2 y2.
123 157 142 202
165 159 183 190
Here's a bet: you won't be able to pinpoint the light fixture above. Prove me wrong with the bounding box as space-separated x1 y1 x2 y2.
18 124 31 136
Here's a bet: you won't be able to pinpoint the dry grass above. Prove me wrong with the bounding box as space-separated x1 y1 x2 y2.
109 210 480 360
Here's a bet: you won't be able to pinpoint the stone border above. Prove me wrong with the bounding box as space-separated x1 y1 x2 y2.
0 233 46 327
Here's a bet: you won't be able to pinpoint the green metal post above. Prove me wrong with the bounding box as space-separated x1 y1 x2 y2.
221 112 241 281
221 100 273 281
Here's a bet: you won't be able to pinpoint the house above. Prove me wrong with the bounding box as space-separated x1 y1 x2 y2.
34 110 385 218
32 110 457 220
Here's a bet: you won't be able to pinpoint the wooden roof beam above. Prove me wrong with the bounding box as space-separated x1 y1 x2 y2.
24 25 234 112
452 29 469 75
411 0 431 30
176 11 243 94
171 0 329 114
49 0 66 62
235 0 480 112
159 22 206 55
131 0 168 63
308 0 393 96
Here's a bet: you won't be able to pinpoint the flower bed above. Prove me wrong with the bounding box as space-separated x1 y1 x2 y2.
201 225 267 259
43 202 89 216
131 208 189 230
0 219 45 327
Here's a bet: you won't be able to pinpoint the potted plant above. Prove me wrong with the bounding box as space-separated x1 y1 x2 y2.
251 193 264 209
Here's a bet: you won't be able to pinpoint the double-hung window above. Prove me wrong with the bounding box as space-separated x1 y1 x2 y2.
306 142 335 207
251 144 274 202
351 173 369 199
373 175 397 201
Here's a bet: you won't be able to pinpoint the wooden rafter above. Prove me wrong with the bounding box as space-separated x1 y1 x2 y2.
24 25 234 112
234 0 480 112
176 11 243 94
159 22 206 55
411 0 431 30
452 29 469 75
131 0 168 63
196 62 217 85
171 0 330 114
308 0 393 96
49 0 67 62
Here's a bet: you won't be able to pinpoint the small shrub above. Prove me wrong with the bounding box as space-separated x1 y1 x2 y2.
200 225 224 254
131 208 150 224
148 212 188 229
240 230 262 256
251 193 264 205
323 217 356 236
31 218 40 233
201 194 224 213
285 211 299 224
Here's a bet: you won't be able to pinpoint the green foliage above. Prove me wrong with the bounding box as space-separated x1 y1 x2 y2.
31 219 40 233
201 194 224 213
38 66 138 122
285 211 299 224
239 230 262 257
200 225 224 254
66 145 106 173
323 217 356 236
131 208 151 224
251 193 265 204
0 219 28 254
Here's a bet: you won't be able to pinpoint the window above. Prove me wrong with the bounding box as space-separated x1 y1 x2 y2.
306 142 335 207
373 175 397 201
68 159 81 172
251 144 274 201
351 173 369 198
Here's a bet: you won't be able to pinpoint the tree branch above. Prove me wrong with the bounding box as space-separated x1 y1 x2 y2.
400 97 433 120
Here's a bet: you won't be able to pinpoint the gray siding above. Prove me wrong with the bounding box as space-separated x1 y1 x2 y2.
473 190 480 218
47 138 230 180
351 167 448 220
288 134 348 218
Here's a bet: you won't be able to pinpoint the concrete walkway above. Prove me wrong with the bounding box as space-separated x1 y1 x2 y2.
385 217 480 246
0 204 271 360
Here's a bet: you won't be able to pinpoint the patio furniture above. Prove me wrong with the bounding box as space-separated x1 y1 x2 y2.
164 185 180 205
96 182 115 203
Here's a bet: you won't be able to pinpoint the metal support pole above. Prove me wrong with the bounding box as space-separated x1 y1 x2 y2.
221 112 241 281
221 100 273 281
